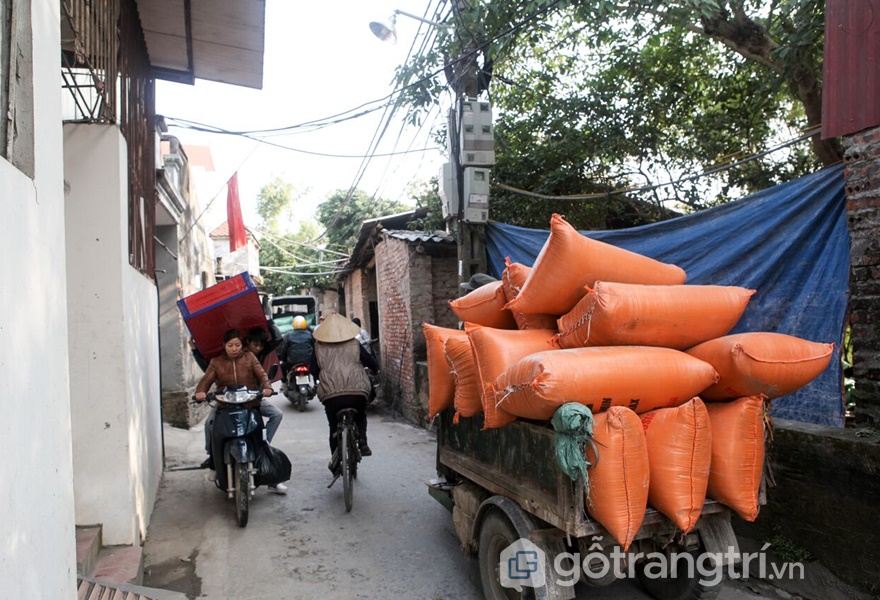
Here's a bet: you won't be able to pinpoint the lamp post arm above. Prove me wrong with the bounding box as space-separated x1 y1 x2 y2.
393 9 441 27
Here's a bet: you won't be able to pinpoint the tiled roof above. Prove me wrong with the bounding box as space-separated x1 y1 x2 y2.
209 221 230 238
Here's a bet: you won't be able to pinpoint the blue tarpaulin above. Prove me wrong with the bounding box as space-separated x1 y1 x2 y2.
486 165 849 426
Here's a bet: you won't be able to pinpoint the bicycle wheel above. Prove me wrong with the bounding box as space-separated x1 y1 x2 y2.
341 425 354 512
350 425 359 480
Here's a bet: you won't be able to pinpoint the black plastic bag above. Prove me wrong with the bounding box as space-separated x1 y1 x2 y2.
254 442 291 487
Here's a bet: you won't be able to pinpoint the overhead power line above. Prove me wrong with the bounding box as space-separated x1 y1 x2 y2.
495 128 824 202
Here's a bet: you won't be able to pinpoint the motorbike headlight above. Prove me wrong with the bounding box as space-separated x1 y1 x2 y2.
224 390 247 403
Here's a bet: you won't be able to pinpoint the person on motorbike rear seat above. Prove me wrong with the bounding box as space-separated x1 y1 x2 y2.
244 327 284 450
279 316 315 381
309 313 380 468
194 329 287 495
245 323 284 376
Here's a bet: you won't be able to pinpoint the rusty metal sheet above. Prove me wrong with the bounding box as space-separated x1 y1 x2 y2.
822 0 880 139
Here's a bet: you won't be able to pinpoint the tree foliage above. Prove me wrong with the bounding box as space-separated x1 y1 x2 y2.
406 178 448 233
255 178 339 294
315 189 410 254
258 220 340 295
393 0 838 229
255 177 301 233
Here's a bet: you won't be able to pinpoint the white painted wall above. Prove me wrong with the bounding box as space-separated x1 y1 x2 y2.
0 2 78 598
63 124 162 545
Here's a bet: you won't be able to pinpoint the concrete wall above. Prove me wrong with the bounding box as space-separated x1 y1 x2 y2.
157 159 215 428
736 420 880 595
345 269 373 338
844 125 880 425
0 2 78 597
63 124 163 545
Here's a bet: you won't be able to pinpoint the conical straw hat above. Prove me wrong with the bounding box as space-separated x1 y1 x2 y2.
313 313 360 343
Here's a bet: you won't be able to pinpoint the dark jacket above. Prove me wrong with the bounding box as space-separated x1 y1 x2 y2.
311 339 379 401
281 329 315 365
195 352 271 395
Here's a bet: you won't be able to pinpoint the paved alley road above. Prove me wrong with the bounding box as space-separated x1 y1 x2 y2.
143 393 768 600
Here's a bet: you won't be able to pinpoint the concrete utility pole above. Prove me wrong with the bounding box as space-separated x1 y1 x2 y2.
442 0 492 293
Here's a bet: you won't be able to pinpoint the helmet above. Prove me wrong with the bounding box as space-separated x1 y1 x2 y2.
293 316 308 330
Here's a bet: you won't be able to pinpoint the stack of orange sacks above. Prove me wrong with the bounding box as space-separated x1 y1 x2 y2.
424 213 835 550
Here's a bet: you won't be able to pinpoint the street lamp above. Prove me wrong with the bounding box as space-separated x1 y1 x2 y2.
369 9 441 44
369 6 490 291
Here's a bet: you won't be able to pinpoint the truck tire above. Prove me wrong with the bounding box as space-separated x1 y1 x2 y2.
635 549 723 600
478 510 534 600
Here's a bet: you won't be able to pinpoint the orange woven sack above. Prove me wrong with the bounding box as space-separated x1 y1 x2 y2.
506 214 687 316
423 323 467 419
686 332 834 400
501 258 559 330
557 282 755 350
465 324 559 429
640 398 711 533
585 407 649 550
444 335 482 420
496 346 718 420
705 395 767 521
449 280 517 329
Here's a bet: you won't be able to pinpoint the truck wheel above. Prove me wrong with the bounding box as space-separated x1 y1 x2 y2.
478 511 534 600
635 550 722 600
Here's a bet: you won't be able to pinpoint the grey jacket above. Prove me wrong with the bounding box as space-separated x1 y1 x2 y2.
314 339 372 401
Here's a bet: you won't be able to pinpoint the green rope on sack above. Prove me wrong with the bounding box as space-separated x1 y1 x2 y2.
551 403 596 495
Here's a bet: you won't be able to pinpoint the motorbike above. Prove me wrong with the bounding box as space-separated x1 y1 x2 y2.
365 368 379 405
198 387 266 527
285 363 316 412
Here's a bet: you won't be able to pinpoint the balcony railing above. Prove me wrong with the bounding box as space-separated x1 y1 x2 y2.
61 0 156 276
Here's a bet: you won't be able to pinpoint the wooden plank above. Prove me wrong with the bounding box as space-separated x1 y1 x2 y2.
77 580 92 600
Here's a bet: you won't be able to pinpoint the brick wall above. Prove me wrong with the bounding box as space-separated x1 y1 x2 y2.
844 125 880 424
375 235 457 425
376 237 415 420
432 255 460 330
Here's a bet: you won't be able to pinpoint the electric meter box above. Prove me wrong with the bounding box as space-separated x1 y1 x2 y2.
439 162 459 220
463 167 490 223
458 99 495 164
460 149 496 167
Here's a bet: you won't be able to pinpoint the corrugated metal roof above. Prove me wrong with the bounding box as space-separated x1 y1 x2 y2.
381 229 456 244
822 0 880 139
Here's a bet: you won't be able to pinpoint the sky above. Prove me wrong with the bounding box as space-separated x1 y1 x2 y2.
155 0 447 234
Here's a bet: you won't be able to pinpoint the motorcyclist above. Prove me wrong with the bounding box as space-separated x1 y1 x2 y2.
309 314 380 468
194 329 287 495
279 316 316 386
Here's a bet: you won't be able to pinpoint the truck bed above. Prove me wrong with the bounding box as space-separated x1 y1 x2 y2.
436 409 727 540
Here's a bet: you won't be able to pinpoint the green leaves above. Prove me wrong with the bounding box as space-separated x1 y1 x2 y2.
391 0 831 229
315 189 409 254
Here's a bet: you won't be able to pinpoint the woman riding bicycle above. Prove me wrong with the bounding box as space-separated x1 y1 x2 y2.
310 313 380 464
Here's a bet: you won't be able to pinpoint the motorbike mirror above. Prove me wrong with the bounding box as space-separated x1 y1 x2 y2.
268 364 279 380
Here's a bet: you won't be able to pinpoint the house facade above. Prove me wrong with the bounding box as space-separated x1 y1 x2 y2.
340 211 458 424
0 1 265 596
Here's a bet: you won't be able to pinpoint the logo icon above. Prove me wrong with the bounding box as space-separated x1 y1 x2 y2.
500 538 546 591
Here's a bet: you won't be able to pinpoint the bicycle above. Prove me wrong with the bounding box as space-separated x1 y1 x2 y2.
327 407 361 512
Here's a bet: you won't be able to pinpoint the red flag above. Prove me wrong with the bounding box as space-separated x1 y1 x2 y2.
226 172 247 252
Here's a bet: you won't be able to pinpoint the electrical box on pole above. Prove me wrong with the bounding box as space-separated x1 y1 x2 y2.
458 99 495 166
462 167 489 223
439 162 459 220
